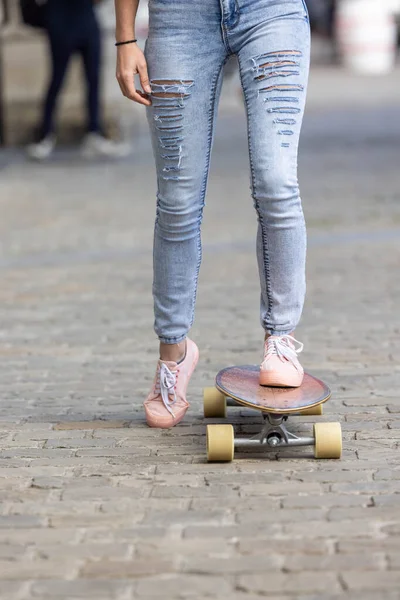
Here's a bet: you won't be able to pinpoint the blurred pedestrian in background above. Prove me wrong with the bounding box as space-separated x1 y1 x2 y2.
306 0 335 36
27 0 123 160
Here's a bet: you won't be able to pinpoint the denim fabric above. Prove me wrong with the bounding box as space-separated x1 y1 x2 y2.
145 0 310 344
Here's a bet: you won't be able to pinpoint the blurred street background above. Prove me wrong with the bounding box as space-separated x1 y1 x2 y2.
0 1 400 599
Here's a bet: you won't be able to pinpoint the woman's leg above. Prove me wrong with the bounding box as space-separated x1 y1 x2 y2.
39 33 73 139
145 0 228 357
80 17 102 134
143 0 228 426
236 0 310 337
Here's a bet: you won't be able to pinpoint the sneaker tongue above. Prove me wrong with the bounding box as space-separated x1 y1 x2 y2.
158 359 178 370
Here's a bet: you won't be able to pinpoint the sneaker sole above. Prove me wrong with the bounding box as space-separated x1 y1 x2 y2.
259 370 303 388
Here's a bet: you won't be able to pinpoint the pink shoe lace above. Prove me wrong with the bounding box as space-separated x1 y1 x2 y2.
263 335 304 370
154 363 179 417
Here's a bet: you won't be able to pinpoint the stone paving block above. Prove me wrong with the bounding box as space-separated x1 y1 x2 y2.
5 500 101 517
0 515 48 529
356 449 398 461
381 523 400 536
387 553 400 569
282 494 373 509
54 421 131 430
238 538 333 555
236 508 328 524
282 520 380 539
284 552 386 572
137 538 236 560
80 558 177 579
184 523 283 539
373 467 400 481
337 539 400 554
45 438 117 449
239 482 324 496
48 513 145 528
328 506 400 522
0 449 76 459
82 526 169 543
338 483 400 497
341 571 400 591
237 572 341 595
31 476 65 489
182 553 284 574
30 579 134 598
62 486 149 502
100 498 190 514
75 448 152 457
0 581 30 600
291 470 374 483
0 477 32 491
135 574 232 597
31 543 132 561
356 430 400 440
0 544 27 560
190 496 280 511
0 558 80 580
142 509 234 527
151 484 240 499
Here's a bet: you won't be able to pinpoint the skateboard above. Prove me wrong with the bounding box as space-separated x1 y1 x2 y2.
203 365 342 461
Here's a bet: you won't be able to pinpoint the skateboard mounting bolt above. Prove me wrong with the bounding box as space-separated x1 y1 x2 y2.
267 434 281 447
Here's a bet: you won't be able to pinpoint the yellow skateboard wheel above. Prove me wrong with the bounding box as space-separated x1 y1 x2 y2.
314 422 342 459
203 387 227 418
206 424 234 462
300 404 324 416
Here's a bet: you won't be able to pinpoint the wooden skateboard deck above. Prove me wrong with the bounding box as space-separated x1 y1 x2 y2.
215 365 331 415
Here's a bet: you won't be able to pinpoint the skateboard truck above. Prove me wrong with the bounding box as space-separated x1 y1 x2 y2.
234 413 314 451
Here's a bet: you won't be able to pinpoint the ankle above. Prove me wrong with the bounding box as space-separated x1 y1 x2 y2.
159 339 186 363
265 331 295 341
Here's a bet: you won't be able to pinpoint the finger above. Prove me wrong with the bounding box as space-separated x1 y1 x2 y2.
130 90 152 106
118 71 137 99
121 81 151 106
137 61 152 94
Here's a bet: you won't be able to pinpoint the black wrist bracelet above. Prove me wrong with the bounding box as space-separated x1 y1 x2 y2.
115 39 137 47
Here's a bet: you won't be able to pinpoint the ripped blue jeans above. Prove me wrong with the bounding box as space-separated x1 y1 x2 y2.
145 0 310 344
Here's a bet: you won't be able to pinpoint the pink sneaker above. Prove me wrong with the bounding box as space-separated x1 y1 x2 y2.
260 335 304 388
144 338 199 428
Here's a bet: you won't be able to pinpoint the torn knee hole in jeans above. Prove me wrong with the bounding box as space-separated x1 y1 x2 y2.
267 107 301 114
256 50 302 58
259 60 298 69
274 118 297 125
154 114 183 125
151 79 194 98
151 79 194 180
260 84 304 93
156 125 184 132
264 97 299 104
159 135 183 151
252 51 304 147
255 62 300 81
252 51 302 81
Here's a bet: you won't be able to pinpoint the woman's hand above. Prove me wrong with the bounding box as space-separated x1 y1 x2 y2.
116 44 152 106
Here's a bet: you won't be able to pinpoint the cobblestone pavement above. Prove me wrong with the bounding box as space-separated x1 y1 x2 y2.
0 67 400 599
